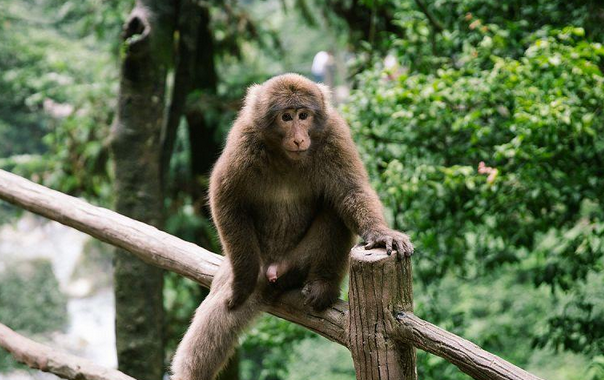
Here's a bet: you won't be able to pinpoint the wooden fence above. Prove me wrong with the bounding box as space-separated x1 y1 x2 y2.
0 169 544 380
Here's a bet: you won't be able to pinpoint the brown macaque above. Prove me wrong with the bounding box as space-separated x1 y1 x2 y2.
171 74 413 380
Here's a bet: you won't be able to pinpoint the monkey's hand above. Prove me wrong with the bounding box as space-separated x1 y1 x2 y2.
363 228 414 258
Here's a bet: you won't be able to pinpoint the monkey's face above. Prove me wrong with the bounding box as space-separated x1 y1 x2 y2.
274 108 314 160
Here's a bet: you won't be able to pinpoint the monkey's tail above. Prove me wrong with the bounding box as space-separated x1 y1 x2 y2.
171 267 262 380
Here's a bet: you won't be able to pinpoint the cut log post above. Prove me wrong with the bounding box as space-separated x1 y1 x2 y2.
347 245 417 380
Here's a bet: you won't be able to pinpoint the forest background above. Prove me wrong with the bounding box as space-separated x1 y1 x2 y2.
1 1 603 380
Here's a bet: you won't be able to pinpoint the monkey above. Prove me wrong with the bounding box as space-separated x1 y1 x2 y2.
171 73 414 380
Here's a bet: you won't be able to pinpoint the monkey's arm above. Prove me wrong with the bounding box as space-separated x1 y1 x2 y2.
209 158 262 309
324 121 414 257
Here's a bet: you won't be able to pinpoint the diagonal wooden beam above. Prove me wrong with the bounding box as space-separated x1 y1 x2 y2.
394 312 544 380
0 323 135 380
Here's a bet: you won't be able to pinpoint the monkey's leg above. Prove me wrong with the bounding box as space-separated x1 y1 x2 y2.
289 207 355 310
171 263 263 380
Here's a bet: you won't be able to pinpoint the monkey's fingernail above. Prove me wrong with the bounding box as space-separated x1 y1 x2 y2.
387 249 392 255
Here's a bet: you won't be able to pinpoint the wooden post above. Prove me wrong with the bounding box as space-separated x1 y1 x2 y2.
347 246 417 380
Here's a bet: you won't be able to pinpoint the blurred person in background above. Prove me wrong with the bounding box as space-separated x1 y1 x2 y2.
311 50 335 87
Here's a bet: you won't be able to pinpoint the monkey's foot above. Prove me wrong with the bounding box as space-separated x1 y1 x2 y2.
302 280 339 311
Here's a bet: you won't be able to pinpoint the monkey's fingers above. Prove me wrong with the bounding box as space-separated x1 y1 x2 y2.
394 238 414 260
385 236 394 256
398 238 414 254
364 240 377 250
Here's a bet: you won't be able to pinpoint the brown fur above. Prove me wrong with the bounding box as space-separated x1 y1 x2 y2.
171 73 413 380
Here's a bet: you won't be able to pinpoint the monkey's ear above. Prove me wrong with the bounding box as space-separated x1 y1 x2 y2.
316 83 333 110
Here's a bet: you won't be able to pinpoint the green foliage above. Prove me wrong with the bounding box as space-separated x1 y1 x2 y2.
586 356 604 380
3 0 604 378
0 259 68 372
346 27 604 280
164 273 207 357
327 0 604 77
0 0 116 201
241 315 315 380
344 24 604 379
286 338 355 380
0 259 67 334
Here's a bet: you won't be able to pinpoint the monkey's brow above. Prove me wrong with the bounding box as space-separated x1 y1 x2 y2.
270 104 320 112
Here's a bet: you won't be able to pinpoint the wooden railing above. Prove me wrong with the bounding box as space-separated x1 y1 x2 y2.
0 169 544 380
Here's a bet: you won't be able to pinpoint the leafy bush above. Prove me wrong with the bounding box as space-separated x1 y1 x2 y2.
343 26 604 377
0 259 68 371
0 0 116 201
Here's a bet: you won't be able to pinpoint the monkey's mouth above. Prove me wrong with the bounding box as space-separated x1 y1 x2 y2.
285 149 308 157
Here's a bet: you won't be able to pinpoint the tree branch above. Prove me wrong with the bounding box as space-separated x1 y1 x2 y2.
394 313 544 380
413 0 443 32
0 323 135 380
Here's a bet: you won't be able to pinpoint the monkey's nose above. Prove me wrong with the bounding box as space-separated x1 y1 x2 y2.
293 139 303 148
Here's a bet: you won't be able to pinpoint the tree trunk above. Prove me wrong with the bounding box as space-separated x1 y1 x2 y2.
182 3 219 220
347 246 417 380
110 1 174 379
161 0 204 180
161 2 237 376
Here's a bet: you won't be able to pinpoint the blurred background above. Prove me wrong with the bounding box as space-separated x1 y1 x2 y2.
1 0 603 379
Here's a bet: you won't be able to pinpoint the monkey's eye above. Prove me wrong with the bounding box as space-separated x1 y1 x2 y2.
281 113 293 122
299 112 308 120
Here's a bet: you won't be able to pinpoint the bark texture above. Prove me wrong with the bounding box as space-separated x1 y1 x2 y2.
162 0 219 246
184 4 219 192
162 1 219 185
0 323 135 380
110 1 175 379
395 313 544 380
347 246 417 380
0 169 545 380
161 0 204 177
